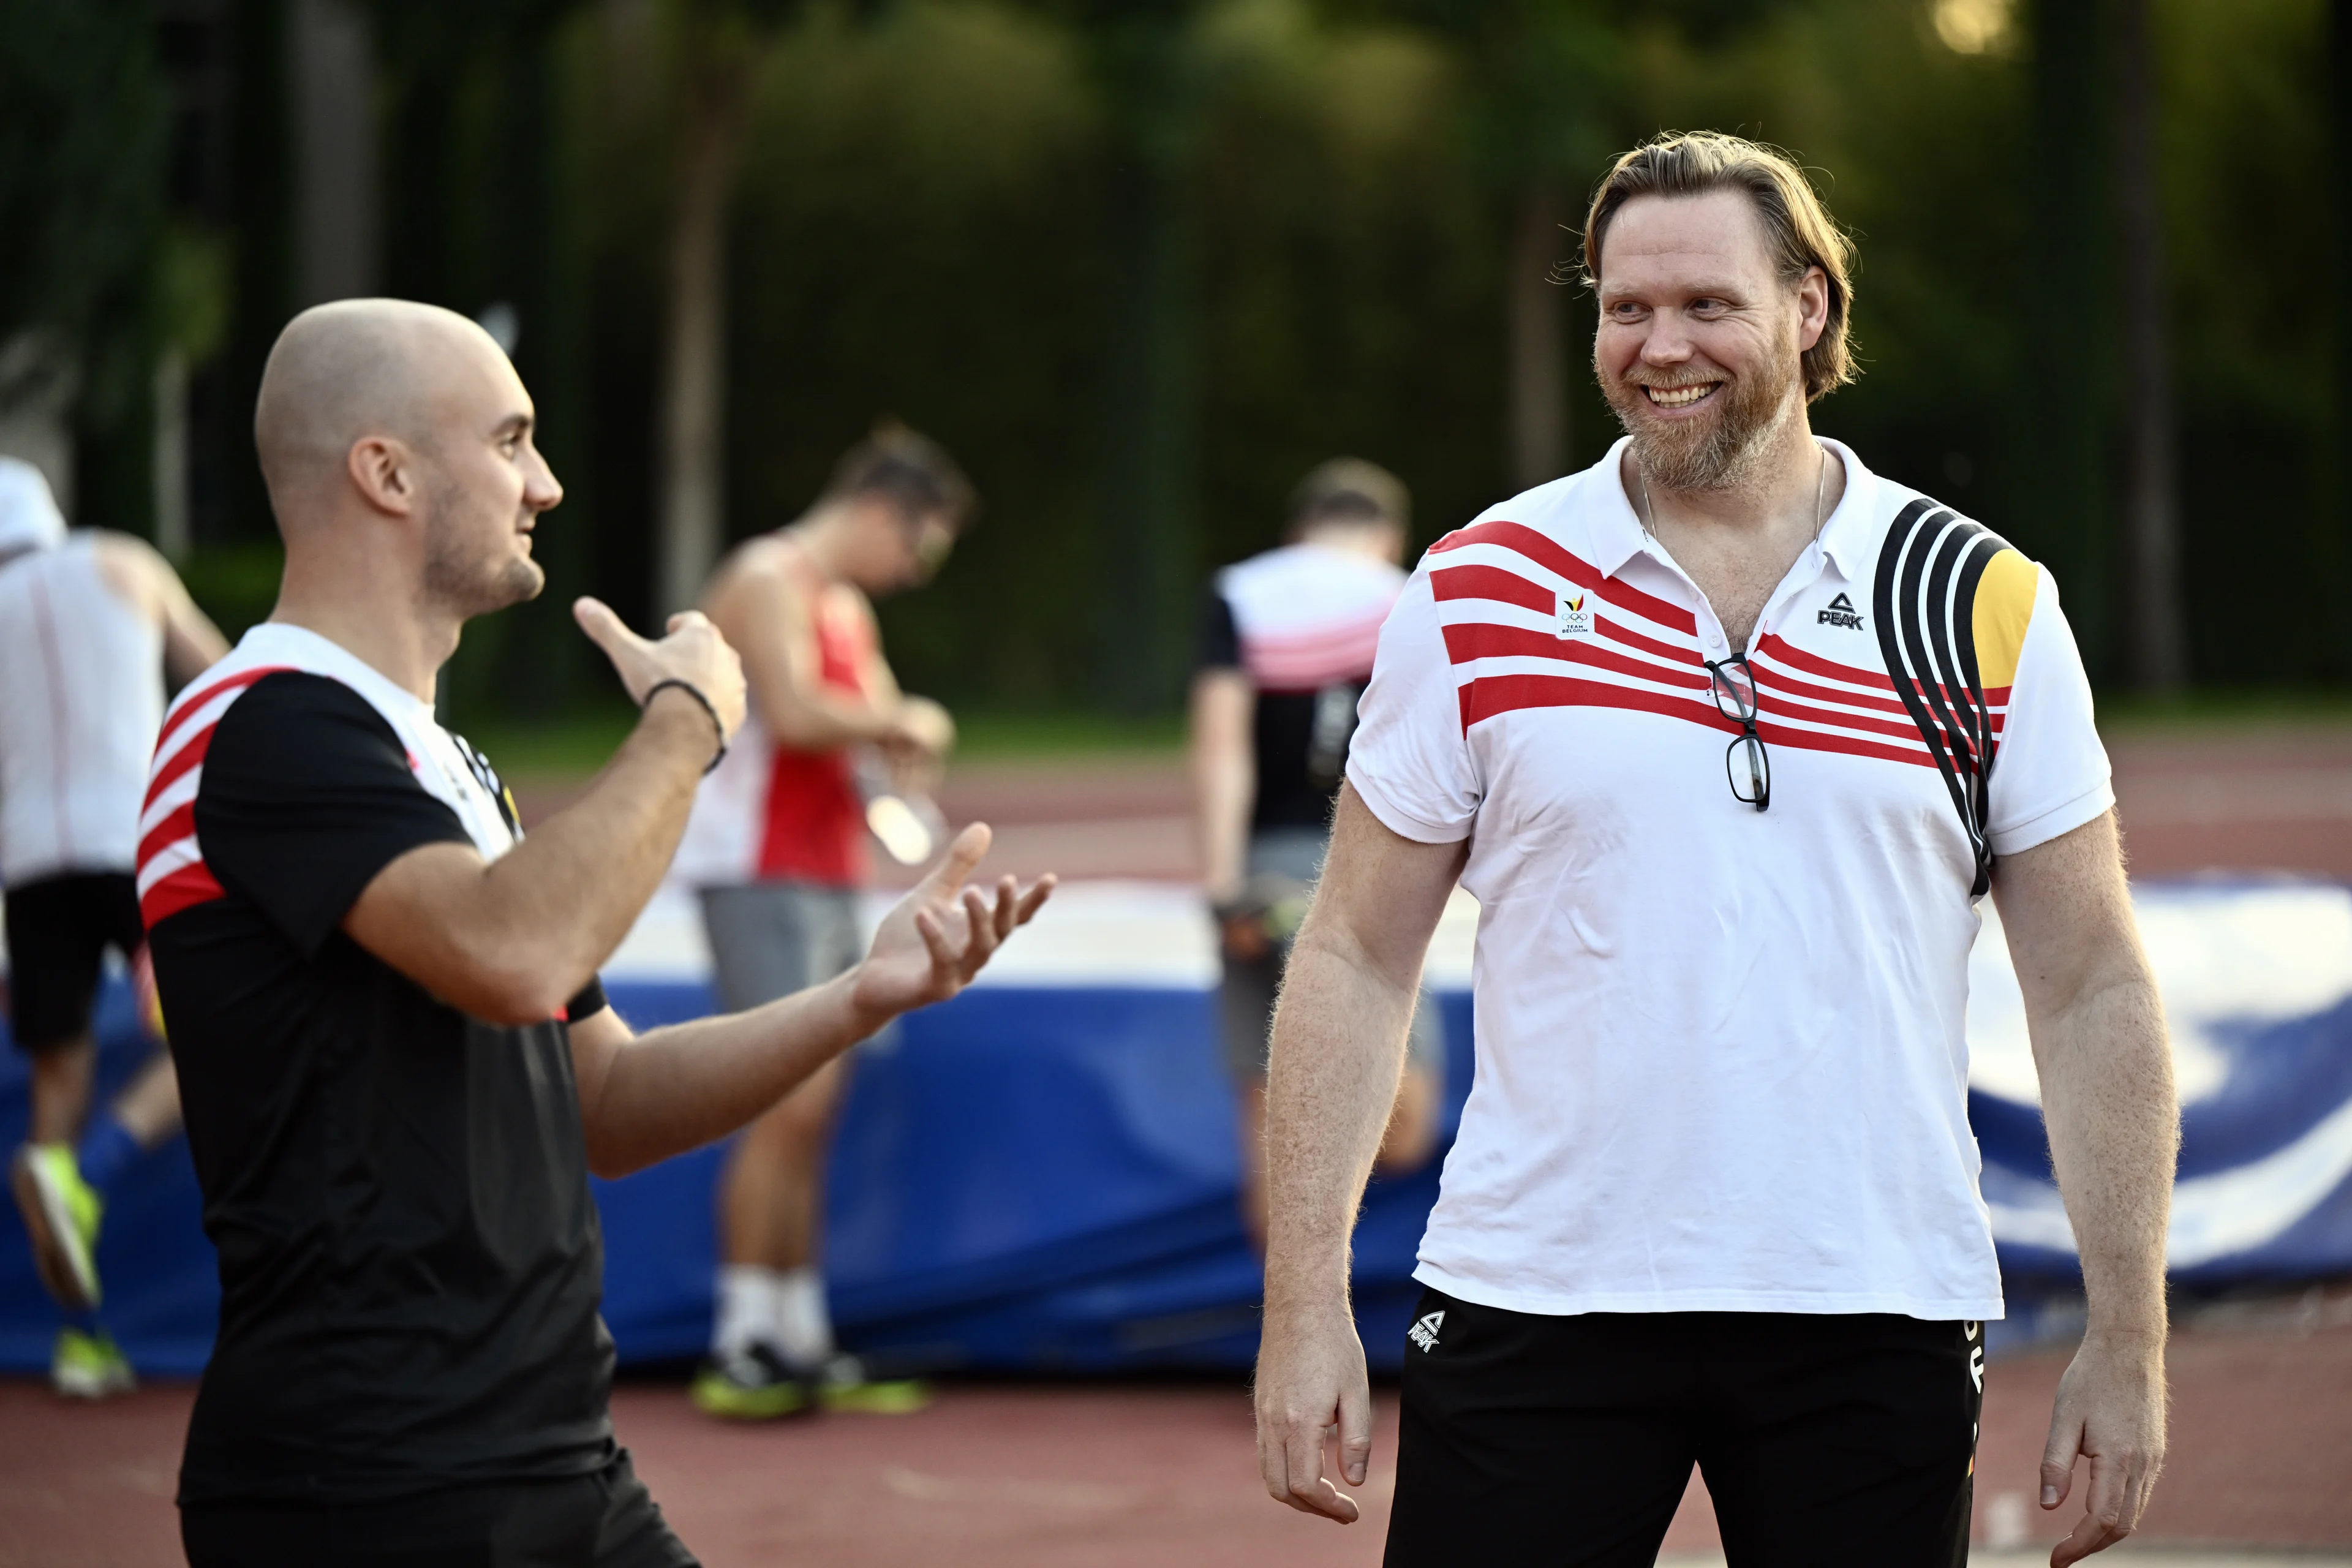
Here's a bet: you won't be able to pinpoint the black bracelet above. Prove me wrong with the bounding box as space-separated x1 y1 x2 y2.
643 678 728 774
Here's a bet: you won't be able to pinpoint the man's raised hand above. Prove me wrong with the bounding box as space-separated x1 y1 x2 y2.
573 595 747 740
851 824 1053 1019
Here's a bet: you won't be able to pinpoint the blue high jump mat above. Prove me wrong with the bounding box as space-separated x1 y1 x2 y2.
1 878 2346 1378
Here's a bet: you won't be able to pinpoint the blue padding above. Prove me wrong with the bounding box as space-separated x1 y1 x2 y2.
4 955 2348 1377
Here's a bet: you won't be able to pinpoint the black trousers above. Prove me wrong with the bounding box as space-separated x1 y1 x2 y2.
181 1451 696 1568
1384 1291 1982 1568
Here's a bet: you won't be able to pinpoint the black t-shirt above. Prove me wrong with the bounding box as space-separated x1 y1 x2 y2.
151 671 613 1507
1196 588 1363 832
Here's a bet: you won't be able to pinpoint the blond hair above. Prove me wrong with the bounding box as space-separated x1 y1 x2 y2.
1580 132 1860 402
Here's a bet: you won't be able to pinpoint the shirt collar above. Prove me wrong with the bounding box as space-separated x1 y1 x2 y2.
1812 437 1877 582
1580 435 1879 584
1581 437 1654 580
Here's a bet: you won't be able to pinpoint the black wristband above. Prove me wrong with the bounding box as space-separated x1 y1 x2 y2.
644 678 728 774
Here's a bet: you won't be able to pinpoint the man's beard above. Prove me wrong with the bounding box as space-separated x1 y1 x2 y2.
420 491 544 620
1599 333 1803 494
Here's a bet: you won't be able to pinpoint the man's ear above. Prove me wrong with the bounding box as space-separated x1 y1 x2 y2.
1794 265 1831 353
347 435 419 518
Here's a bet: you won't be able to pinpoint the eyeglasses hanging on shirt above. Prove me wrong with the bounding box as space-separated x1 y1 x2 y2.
1705 657 1771 813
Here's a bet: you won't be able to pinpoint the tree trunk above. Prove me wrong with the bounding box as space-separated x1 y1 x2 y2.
1507 180 1569 491
2332 0 2352 676
656 86 739 619
288 0 379 307
2116 0 2185 691
2025 0 2111 674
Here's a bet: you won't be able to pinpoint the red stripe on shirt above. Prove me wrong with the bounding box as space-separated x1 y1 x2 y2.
1431 563 1553 616
153 663 290 755
140 861 224 929
137 802 197 872
1457 671 1946 772
1440 622 1706 692
142 723 215 812
1433 522 1697 634
1752 633 1892 692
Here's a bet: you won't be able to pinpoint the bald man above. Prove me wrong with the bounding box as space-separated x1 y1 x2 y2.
142 300 1052 1568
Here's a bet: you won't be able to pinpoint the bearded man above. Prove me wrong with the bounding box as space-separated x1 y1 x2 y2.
1251 133 2176 1568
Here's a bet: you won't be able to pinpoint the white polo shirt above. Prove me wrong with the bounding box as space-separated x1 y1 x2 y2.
1348 437 2111 1321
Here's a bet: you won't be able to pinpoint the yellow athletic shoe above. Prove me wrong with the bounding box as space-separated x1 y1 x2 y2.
818 1354 930 1415
12 1144 102 1311
690 1344 815 1420
51 1327 134 1400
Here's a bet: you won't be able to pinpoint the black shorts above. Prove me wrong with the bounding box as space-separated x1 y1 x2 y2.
3 871 145 1054
180 1450 696 1568
1385 1290 1982 1568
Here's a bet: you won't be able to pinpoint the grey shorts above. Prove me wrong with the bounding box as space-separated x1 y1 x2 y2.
1218 828 1446 1085
698 882 865 1013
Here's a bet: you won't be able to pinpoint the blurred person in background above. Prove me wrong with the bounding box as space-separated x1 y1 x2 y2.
1190 459 1442 1253
0 455 229 1397
672 424 971 1420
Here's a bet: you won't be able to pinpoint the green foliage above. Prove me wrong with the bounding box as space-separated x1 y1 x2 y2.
56 0 2345 725
0 0 167 364
178 542 287 642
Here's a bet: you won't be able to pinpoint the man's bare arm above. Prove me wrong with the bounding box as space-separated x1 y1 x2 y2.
1992 810 2177 1568
1257 784 1465 1524
88 531 231 682
1189 668 1254 905
567 824 1052 1176
720 557 917 750
343 599 745 1024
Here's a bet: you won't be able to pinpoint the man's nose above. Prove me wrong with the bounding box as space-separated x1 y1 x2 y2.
526 450 564 511
1640 316 1695 364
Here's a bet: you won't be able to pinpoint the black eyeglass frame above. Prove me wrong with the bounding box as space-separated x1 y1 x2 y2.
1704 657 1772 813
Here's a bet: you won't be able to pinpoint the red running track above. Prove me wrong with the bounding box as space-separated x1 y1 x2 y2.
4 1297 2347 1565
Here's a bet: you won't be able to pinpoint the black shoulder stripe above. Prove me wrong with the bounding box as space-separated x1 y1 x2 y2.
1872 499 2010 896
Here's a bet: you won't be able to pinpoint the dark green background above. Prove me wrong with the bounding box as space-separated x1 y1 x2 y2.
8 0 2343 728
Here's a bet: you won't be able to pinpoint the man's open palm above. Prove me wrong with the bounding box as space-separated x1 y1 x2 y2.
852 824 1054 1016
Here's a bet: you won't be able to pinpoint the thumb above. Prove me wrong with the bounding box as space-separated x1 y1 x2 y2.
1338 1374 1374 1487
573 596 643 658
924 822 992 889
2040 1410 2080 1509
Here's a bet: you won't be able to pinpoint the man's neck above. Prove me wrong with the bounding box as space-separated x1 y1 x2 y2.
270 554 457 705
781 507 854 583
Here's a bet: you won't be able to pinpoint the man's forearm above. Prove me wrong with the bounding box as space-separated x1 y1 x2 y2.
476 695 710 1003
1261 929 1420 1314
580 973 886 1177
1193 748 1253 902
2036 971 2177 1341
756 677 907 752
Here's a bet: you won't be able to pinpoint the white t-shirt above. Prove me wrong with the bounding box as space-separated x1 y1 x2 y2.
0 535 165 884
1347 439 2111 1321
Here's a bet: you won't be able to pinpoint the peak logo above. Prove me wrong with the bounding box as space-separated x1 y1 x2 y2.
1818 591 1863 630
1407 1310 1446 1353
1555 590 1594 641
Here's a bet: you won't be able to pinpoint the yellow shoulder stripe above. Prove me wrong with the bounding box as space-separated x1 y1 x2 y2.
1970 548 2037 690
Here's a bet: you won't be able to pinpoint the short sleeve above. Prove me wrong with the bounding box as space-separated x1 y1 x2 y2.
195 672 473 957
1984 565 2114 857
1194 586 1240 673
1344 564 1481 843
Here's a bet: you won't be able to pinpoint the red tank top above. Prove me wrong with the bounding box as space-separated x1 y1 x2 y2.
756 570 873 888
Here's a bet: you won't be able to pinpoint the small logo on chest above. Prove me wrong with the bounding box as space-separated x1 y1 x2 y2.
1555 590 1594 640
1818 591 1864 630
